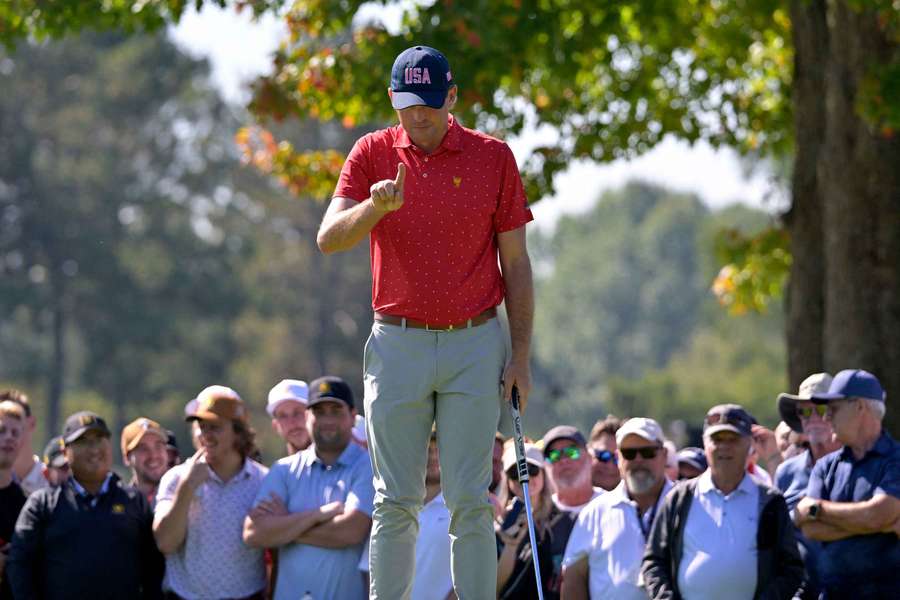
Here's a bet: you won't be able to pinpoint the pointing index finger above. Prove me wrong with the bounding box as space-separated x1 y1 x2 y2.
394 162 406 192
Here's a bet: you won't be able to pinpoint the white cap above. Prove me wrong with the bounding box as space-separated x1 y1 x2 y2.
351 414 367 443
266 379 309 417
616 417 665 446
502 442 544 473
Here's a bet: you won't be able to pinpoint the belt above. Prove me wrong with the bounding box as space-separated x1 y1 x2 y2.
374 307 497 331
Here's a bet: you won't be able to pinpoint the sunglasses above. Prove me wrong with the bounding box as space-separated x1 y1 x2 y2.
593 449 618 464
796 405 828 419
546 446 582 464
620 446 661 460
507 464 541 482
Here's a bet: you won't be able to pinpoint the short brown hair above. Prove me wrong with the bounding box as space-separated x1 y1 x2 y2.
0 401 26 421
590 414 623 442
0 390 30 417
232 419 259 459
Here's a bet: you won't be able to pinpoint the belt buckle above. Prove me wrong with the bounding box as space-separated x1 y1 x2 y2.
425 322 453 332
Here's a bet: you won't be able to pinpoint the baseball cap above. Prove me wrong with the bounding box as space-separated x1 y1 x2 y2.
185 385 247 423
120 417 168 459
308 376 354 409
502 442 544 473
676 447 708 472
811 369 886 403
42 436 67 468
541 425 587 456
777 372 833 432
390 46 453 110
165 430 179 452
266 379 309 417
62 411 111 444
615 417 665 446
703 404 754 437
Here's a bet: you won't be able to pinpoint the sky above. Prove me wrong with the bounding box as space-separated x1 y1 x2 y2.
169 4 786 232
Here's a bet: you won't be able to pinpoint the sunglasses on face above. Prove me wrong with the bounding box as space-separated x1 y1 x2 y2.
620 446 661 460
797 405 828 419
593 449 618 464
507 464 541 482
546 446 582 464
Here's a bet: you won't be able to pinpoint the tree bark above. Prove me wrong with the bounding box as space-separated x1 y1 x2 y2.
786 0 828 393
48 283 66 437
820 1 900 435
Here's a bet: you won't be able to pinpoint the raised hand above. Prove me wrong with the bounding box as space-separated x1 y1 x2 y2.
370 163 406 213
184 448 210 491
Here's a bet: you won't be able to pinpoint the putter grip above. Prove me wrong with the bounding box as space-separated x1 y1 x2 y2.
510 386 530 483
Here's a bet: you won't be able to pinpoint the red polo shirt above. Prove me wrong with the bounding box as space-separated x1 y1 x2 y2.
334 115 533 324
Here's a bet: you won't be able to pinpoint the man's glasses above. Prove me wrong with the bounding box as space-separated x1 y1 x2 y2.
796 405 828 419
620 446 661 460
593 449 617 465
507 464 541 482
546 446 582 464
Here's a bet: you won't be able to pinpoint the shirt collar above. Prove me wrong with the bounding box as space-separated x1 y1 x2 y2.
71 472 115 498
207 458 254 485
840 429 895 461
392 114 462 153
698 470 754 496
609 477 674 508
309 441 361 469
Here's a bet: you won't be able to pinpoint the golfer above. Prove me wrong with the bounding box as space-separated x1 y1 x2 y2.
317 45 534 599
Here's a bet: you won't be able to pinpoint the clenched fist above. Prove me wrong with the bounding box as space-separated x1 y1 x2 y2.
370 163 406 213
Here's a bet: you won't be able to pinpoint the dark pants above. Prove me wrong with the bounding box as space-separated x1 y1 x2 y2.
163 592 265 600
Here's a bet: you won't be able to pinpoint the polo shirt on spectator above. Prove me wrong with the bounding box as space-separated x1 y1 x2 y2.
806 431 900 596
553 488 605 516
333 115 533 324
156 458 268 599
254 442 375 600
678 471 759 600
563 478 673 599
774 449 813 514
18 456 48 496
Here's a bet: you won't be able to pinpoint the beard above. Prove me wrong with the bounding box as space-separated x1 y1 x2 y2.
313 428 351 453
804 422 834 446
625 468 658 495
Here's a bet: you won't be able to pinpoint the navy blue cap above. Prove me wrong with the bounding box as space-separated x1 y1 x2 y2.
390 46 453 110
308 376 354 410
703 404 754 437
812 369 885 403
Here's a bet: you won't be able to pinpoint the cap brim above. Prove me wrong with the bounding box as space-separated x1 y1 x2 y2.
678 457 705 471
776 394 805 433
391 90 447 110
704 424 749 437
266 397 307 417
308 396 351 409
811 392 846 403
64 425 110 444
48 456 68 468
185 410 228 424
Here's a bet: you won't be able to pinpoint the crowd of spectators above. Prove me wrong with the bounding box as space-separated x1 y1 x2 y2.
0 368 896 599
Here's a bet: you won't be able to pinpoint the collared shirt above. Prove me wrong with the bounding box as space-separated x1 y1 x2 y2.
806 430 900 593
553 488 605 516
18 456 48 496
255 442 375 600
677 471 759 600
357 492 453 598
563 478 673 600
333 115 533 324
774 449 813 513
156 458 268 600
70 472 114 507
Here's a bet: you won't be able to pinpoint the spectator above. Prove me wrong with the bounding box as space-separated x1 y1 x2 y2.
496 441 571 599
9 411 163 599
243 376 373 600
795 369 900 598
663 440 679 482
0 402 28 600
121 417 170 507
154 386 268 600
642 404 803 600
410 433 454 600
41 436 69 487
542 426 604 515
774 372 841 599
675 447 707 480
267 379 311 456
492 432 506 494
588 415 622 492
0 389 46 495
164 430 182 468
563 418 673 599
774 421 809 461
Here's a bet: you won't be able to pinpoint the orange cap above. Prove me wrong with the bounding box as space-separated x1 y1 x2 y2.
120 417 167 460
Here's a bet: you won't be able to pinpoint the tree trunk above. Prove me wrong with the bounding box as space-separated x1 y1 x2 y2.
48 287 66 436
820 1 900 435
786 0 828 393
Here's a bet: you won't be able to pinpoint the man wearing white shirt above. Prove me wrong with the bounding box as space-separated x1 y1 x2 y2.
642 404 803 600
562 418 673 599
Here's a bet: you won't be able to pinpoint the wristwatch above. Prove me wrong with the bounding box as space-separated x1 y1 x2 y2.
808 500 821 521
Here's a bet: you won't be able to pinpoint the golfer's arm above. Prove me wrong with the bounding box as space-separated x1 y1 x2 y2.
562 556 590 600
817 495 900 534
317 196 384 254
294 510 371 548
498 226 533 363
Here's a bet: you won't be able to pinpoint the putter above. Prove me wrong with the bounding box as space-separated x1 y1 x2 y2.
510 386 545 600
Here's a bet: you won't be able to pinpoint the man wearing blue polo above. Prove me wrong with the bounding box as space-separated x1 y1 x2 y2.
794 369 900 598
244 376 374 600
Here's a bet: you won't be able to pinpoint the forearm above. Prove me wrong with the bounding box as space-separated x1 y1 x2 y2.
152 482 195 554
818 496 900 534
317 198 384 254
294 513 370 548
561 558 590 600
244 510 326 548
496 545 518 592
801 520 856 541
502 254 533 362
